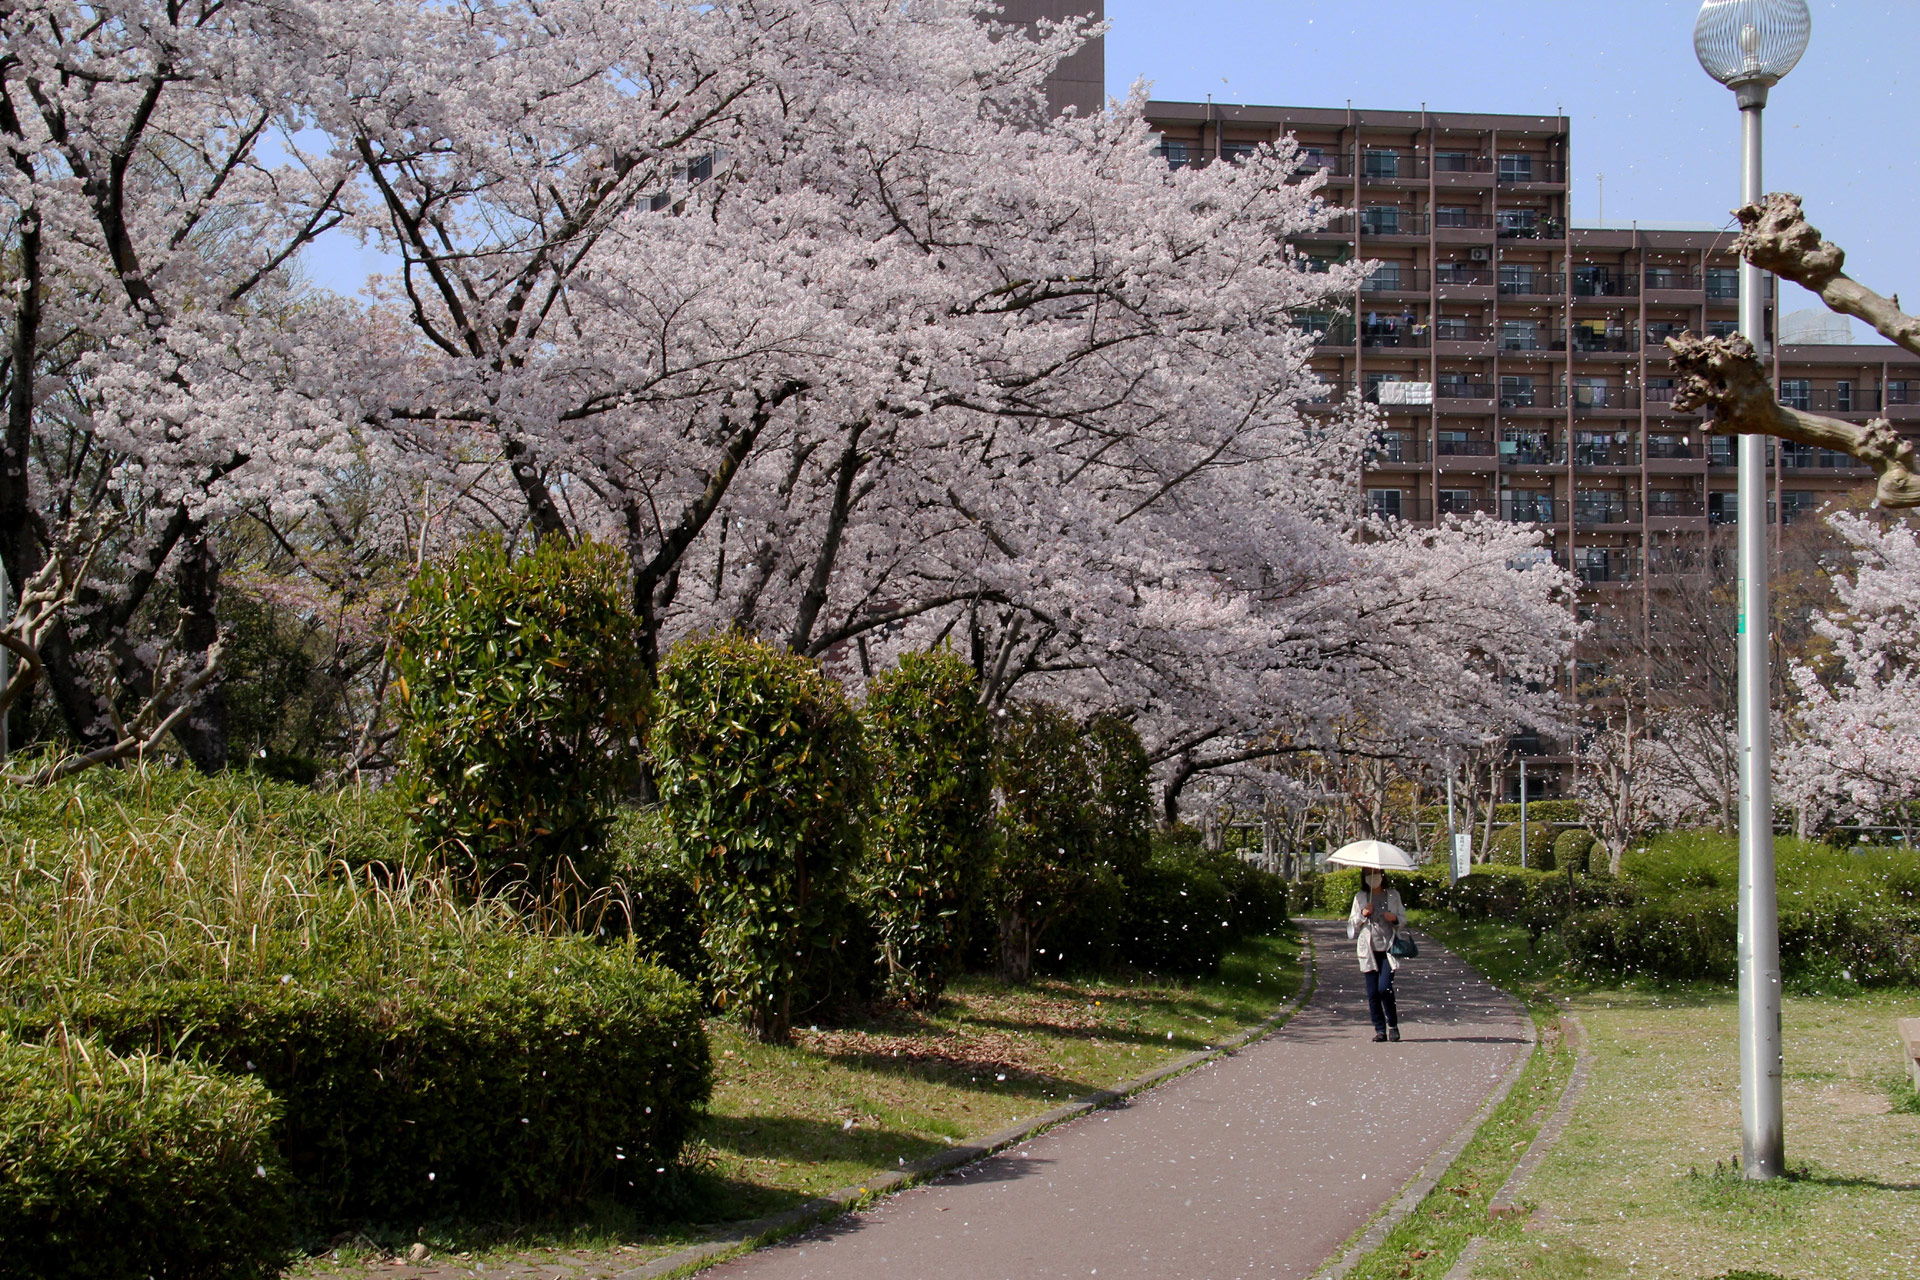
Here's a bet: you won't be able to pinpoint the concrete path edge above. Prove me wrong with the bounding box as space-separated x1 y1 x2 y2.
1441 1002 1597 1280
619 928 1320 1280
1310 941 1537 1280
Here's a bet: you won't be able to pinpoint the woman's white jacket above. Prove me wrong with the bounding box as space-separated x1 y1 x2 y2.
1347 888 1406 973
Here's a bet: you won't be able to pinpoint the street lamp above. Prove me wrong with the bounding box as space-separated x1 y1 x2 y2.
1693 0 1810 1183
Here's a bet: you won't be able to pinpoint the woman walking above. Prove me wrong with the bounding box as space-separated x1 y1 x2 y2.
1347 869 1405 1042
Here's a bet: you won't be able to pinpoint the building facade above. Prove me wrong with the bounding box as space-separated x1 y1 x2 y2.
1140 101 1920 793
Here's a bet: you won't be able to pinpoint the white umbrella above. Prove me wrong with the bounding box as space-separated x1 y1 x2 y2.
1326 839 1418 871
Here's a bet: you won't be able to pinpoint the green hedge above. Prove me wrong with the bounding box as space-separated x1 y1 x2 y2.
2 769 716 1226
863 651 995 1007
0 1035 295 1280
992 702 1100 982
393 536 650 888
28 939 708 1225
1485 822 1558 869
1552 827 1597 875
605 808 710 992
651 632 869 1041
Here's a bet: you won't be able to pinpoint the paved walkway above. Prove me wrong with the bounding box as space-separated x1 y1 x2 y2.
706 920 1528 1280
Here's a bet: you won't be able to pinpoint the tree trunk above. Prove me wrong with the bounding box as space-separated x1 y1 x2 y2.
170 534 226 772
998 907 1033 984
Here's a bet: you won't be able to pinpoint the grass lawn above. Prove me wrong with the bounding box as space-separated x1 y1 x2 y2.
1411 912 1920 1280
296 927 1304 1276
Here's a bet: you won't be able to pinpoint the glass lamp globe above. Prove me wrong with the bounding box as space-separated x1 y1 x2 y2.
1694 0 1811 90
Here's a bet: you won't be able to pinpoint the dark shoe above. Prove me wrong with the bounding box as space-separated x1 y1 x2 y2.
1372 1032 1388 1042
1388 1028 1401 1042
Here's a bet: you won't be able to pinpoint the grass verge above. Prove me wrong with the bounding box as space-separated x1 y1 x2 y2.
1400 910 1920 1280
295 927 1304 1276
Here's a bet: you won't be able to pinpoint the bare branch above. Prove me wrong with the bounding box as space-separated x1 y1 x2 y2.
1735 194 1920 356
1666 331 1920 508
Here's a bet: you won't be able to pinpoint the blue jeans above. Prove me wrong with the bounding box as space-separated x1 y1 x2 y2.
1365 952 1398 1034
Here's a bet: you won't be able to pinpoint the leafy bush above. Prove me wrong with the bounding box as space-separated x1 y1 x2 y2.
36 941 708 1225
1563 895 1737 982
862 650 995 1007
604 807 709 991
1317 865 1442 914
1112 848 1233 974
1085 714 1153 882
0 1035 295 1280
992 701 1100 982
0 769 712 1226
651 632 868 1041
1552 827 1597 875
1485 822 1558 869
393 536 649 887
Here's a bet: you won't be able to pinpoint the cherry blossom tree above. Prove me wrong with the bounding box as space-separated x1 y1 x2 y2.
1776 513 1920 839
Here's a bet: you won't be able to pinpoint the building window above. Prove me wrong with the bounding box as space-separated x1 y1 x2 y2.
1435 315 1473 339
1708 491 1738 523
1360 205 1403 235
1435 205 1472 229
1572 376 1611 409
1434 150 1473 172
1367 488 1404 519
1500 321 1539 351
1161 139 1192 169
1363 148 1401 179
1438 489 1478 515
1371 430 1412 463
1707 319 1739 338
1779 378 1811 410
1221 141 1256 163
1705 267 1739 298
1499 264 1538 294
1496 208 1539 235
1781 491 1818 525
1500 374 1536 406
1889 380 1913 405
1835 380 1854 412
1498 153 1534 182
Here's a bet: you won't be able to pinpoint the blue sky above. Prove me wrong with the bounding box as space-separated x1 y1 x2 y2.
1108 0 1917 329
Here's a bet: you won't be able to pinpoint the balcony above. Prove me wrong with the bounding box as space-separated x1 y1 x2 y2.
1498 331 1553 353
1498 273 1565 298
1360 325 1429 349
1645 494 1707 520
1294 153 1355 178
1295 318 1355 347
1435 264 1494 288
1438 381 1496 402
1573 274 1638 299
1645 325 1689 349
1436 436 1498 458
1570 329 1640 354
1567 439 1640 467
1433 211 1497 231
1365 434 1429 466
1361 268 1430 295
1500 435 1557 466
1644 271 1703 293
1566 388 1640 413
1437 494 1497 517
1574 496 1641 527
1359 155 1430 183
1358 210 1428 237
1560 548 1641 584
1779 387 1884 414
1433 322 1495 346
1646 437 1704 461
1496 160 1568 185
1497 215 1567 241
1500 494 1558 523
1366 496 1431 523
1780 443 1871 472
1434 153 1495 174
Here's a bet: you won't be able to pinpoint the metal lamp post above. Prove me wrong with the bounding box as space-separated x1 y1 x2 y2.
1692 0 1810 1182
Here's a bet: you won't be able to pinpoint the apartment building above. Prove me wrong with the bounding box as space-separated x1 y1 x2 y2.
1140 101 1920 795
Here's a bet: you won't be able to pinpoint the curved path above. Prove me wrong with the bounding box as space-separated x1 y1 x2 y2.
704 919 1528 1280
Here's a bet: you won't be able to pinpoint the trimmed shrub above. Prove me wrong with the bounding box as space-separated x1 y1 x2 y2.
862 650 995 1007
651 632 868 1041
1317 865 1442 914
1552 827 1597 875
34 940 708 1225
1113 848 1233 974
992 701 1100 982
1564 895 1736 982
1213 852 1290 939
393 536 649 887
605 807 710 992
0 1035 295 1280
1485 822 1557 869
1086 714 1153 882
0 769 711 1227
